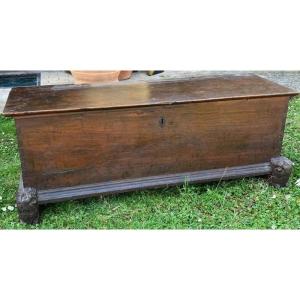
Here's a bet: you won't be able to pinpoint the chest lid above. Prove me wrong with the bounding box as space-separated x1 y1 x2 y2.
3 74 298 117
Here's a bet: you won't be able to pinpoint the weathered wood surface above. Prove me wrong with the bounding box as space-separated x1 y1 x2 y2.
269 156 293 187
4 75 297 223
3 75 297 116
16 178 39 224
16 95 289 189
38 162 272 204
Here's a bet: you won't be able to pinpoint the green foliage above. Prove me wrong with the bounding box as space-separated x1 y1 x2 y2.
0 97 299 229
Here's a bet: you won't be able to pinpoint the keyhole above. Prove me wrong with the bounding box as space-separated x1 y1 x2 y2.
159 116 166 128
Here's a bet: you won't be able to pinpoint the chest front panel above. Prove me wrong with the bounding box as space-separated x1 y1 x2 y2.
16 96 289 189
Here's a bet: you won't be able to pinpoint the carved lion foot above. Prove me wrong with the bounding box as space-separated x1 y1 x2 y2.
17 185 39 224
269 156 293 188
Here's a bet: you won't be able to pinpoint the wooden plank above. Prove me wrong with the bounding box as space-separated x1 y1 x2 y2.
16 96 289 189
37 162 272 204
4 75 298 116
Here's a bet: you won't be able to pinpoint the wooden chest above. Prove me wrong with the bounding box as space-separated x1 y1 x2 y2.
3 75 298 224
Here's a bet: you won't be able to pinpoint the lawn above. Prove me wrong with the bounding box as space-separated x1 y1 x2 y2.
0 97 299 229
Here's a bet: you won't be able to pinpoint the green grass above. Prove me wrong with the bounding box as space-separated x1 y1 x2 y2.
1 97 300 229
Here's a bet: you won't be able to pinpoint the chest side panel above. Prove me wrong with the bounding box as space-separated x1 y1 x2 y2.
16 96 289 189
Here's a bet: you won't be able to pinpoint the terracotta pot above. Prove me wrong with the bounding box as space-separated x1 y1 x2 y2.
118 71 133 81
71 71 120 84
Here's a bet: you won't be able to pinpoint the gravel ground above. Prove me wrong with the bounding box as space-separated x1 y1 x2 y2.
136 71 300 91
254 71 300 91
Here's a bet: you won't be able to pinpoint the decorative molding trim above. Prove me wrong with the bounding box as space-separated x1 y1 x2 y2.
38 162 272 204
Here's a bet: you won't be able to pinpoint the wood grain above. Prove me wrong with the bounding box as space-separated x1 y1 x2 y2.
37 162 272 204
4 75 297 117
16 95 289 189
